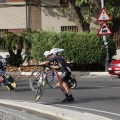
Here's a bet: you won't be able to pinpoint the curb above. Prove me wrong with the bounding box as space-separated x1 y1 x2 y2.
8 71 110 77
0 99 111 120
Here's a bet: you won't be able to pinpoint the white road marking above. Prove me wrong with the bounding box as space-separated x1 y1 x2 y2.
55 104 120 117
6 99 120 117
87 85 120 89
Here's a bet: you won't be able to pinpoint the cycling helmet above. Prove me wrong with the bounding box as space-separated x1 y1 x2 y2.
57 48 64 52
44 51 50 57
50 48 64 55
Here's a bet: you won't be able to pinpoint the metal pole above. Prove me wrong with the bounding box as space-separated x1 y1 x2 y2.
101 0 104 8
101 0 109 71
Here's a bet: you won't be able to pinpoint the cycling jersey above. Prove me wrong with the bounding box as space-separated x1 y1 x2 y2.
0 55 7 69
48 55 71 82
49 55 68 69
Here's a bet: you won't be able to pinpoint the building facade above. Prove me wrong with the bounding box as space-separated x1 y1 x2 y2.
0 0 120 58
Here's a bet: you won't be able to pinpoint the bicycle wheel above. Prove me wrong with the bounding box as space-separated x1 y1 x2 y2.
35 79 46 102
46 70 58 89
67 74 77 89
30 69 42 91
6 75 17 91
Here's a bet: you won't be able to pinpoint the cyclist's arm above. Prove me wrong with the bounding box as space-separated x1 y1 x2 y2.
50 65 59 69
39 61 49 65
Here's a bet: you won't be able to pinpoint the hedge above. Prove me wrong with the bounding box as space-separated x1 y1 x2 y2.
31 30 116 65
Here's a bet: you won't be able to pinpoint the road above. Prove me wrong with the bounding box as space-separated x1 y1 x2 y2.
0 75 120 120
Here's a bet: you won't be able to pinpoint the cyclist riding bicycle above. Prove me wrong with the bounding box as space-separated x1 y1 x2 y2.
40 48 74 102
0 55 10 85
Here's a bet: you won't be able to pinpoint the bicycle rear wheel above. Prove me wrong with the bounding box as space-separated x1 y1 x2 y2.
30 69 42 91
35 79 46 102
67 75 77 89
6 75 17 91
46 70 58 89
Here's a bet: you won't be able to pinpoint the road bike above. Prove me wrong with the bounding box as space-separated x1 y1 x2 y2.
30 66 77 92
0 67 17 91
29 65 77 101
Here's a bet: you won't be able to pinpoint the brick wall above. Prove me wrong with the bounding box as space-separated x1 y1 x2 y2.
3 0 42 33
31 5 41 31
27 0 42 31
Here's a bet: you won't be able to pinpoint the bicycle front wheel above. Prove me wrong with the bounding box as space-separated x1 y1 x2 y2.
6 75 17 91
35 79 46 102
30 69 42 91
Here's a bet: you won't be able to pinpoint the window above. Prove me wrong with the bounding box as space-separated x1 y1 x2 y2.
61 26 78 32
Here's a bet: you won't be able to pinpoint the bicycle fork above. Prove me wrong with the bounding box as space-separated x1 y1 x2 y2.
38 73 46 86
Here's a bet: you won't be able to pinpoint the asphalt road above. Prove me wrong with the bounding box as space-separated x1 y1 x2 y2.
0 75 120 120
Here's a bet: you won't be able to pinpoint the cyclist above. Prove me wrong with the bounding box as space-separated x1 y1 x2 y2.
0 55 9 85
40 48 74 102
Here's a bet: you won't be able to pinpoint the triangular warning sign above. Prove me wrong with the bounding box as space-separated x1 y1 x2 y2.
98 22 112 36
97 8 112 21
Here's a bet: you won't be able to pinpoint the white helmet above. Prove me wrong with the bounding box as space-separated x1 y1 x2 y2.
44 51 50 57
50 48 64 54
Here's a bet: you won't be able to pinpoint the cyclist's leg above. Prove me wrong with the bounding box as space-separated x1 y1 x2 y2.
60 72 74 102
54 69 74 101
54 70 67 93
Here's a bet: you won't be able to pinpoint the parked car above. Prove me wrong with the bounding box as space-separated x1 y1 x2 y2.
108 59 120 76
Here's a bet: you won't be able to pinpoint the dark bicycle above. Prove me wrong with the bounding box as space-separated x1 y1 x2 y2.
0 66 17 91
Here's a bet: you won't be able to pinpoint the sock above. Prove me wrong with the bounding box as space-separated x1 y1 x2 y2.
65 94 69 97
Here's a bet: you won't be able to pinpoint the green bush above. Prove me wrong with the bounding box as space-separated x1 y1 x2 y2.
107 36 117 62
31 30 58 61
31 30 116 65
54 32 106 64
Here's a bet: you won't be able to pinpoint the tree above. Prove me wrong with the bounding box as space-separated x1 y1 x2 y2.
4 32 32 67
61 0 120 34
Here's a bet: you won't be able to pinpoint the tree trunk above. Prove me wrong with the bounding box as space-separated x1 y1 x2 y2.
111 18 120 37
8 50 15 57
69 0 84 32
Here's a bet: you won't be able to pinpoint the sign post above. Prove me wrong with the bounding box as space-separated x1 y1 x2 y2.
97 0 112 71
101 0 109 71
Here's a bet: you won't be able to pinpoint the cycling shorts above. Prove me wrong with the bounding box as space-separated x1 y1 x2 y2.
59 68 71 82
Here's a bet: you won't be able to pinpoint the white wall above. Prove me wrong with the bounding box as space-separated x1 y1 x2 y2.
41 7 76 32
0 52 9 58
41 1 99 32
0 2 26 29
113 49 120 59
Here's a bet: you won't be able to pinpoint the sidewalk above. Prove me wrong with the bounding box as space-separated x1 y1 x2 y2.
0 99 111 120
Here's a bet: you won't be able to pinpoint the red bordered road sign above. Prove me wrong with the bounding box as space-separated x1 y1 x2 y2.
97 8 112 21
98 22 112 36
